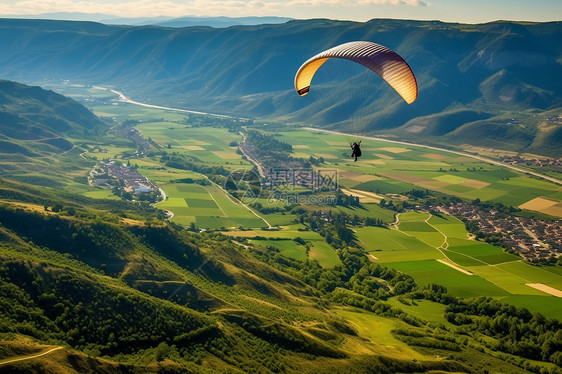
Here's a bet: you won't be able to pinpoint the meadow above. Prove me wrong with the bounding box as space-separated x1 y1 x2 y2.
227 225 342 267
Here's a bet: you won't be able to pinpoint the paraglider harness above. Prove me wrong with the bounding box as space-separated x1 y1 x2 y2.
351 141 361 162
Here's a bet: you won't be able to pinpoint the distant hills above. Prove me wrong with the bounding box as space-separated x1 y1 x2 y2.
137 16 294 28
0 13 293 27
0 79 107 173
0 18 560 156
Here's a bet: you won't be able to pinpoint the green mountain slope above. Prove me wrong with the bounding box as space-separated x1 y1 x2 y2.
0 79 106 138
0 79 110 187
0 79 107 165
0 18 560 155
2 196 552 374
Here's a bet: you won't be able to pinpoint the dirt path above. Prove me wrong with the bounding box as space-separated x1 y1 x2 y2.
526 283 562 297
0 347 63 366
436 259 473 275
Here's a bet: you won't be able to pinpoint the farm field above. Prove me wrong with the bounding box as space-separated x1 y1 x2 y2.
275 129 562 217
135 122 252 171
335 203 396 223
251 239 309 262
357 211 562 319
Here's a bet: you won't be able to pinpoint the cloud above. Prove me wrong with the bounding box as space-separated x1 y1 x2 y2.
288 0 428 6
0 0 428 18
0 0 280 17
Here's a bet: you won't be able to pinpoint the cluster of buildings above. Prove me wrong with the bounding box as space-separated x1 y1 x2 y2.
499 155 562 168
91 159 158 196
434 202 561 262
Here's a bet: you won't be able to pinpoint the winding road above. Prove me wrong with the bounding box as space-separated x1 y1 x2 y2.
106 88 236 119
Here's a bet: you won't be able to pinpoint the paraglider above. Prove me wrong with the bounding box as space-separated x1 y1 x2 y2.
294 41 418 161
295 41 417 104
351 141 361 162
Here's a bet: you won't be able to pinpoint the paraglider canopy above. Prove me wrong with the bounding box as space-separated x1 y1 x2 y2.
294 41 418 104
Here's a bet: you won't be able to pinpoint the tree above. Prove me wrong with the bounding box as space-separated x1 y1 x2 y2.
155 341 170 361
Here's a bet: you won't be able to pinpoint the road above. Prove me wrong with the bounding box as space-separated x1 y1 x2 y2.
102 87 237 119
98 87 561 187
100 88 270 228
239 133 266 178
0 347 63 366
303 127 562 186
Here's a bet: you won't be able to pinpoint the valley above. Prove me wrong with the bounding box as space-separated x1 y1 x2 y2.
0 15 561 373
55 83 562 321
2 18 562 158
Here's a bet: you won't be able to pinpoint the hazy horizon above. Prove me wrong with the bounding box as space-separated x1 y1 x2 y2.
0 0 561 24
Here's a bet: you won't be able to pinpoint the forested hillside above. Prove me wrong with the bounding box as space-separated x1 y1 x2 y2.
1 186 560 373
0 18 561 155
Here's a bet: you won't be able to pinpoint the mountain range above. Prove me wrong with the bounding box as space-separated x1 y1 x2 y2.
0 18 560 156
0 13 293 27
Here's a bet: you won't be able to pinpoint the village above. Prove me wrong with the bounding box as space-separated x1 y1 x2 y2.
499 155 562 168
90 159 161 202
430 201 561 262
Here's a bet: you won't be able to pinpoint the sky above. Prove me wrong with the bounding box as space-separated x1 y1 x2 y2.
0 0 560 24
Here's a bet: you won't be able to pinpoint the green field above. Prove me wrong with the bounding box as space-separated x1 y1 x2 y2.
275 129 562 217
155 182 267 228
250 232 341 268
356 226 444 262
335 203 396 223
386 297 451 325
446 238 520 265
308 240 341 267
251 239 308 262
357 209 562 317
498 295 562 320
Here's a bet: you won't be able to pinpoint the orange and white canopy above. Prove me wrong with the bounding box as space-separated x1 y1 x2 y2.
294 41 418 104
